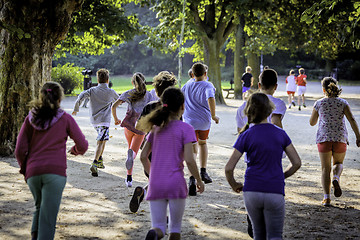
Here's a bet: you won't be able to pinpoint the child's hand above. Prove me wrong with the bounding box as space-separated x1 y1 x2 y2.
212 115 219 124
72 111 77 116
114 118 121 125
196 180 205 194
231 182 243 193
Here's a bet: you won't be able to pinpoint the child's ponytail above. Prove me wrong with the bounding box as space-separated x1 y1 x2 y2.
322 77 342 98
136 87 184 133
129 72 147 102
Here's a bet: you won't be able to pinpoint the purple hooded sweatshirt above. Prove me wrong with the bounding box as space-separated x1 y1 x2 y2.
15 109 88 180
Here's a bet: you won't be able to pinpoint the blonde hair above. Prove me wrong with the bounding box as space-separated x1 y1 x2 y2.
246 66 252 72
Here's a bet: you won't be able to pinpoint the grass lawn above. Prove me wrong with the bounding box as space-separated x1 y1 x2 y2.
71 75 234 95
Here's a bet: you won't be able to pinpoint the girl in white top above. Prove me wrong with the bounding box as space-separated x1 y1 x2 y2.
310 77 360 206
285 69 297 109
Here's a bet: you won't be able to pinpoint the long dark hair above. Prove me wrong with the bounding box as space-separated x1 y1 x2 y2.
129 72 147 102
239 92 275 135
136 87 184 133
29 81 64 128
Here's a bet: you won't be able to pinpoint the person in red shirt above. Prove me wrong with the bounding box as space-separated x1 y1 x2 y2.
296 68 307 111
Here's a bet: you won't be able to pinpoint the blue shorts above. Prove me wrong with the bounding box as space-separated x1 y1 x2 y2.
95 126 109 141
242 86 251 93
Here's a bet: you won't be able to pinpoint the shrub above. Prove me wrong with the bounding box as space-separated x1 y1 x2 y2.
51 63 84 94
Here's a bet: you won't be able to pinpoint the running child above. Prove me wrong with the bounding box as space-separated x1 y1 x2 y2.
296 68 307 111
310 77 360 206
72 68 119 177
129 71 177 213
182 62 219 196
225 92 301 240
15 82 88 240
137 87 204 240
111 72 157 187
241 66 254 100
286 69 296 109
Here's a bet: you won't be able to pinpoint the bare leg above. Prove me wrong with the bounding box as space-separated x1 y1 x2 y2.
198 140 208 168
332 152 345 177
319 151 332 195
95 140 106 160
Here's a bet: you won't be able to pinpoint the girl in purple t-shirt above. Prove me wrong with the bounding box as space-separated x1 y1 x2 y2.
137 87 204 240
225 93 301 240
310 77 360 206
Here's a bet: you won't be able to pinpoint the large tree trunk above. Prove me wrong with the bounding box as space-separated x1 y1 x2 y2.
234 16 245 99
203 38 225 104
247 52 260 88
0 0 83 156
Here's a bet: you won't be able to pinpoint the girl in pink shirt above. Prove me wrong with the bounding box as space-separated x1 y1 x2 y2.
137 87 204 240
15 82 88 240
310 77 360 206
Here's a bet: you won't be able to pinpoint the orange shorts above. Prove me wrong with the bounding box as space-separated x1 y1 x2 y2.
317 141 347 153
195 129 210 141
287 91 295 95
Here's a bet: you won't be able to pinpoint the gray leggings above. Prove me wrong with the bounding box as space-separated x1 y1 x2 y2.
27 174 66 240
244 191 285 240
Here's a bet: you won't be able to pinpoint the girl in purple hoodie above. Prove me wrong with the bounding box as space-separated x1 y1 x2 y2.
15 82 88 240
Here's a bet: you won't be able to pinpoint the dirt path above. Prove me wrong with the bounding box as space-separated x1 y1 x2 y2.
1 82 359 239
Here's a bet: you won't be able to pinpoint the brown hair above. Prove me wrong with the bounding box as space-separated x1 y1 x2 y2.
192 62 206 77
97 68 109 83
129 72 147 102
152 71 177 97
322 77 342 98
259 68 278 90
239 92 275 135
29 81 64 129
136 87 184 133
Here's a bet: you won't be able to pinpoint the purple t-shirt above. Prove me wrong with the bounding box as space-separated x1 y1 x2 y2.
182 80 216 130
146 120 197 200
233 123 291 195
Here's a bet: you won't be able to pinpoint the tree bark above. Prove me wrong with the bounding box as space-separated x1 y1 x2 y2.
0 0 83 156
247 52 260 88
234 16 245 99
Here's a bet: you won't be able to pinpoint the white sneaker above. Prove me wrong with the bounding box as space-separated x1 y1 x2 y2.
125 179 133 187
126 149 134 170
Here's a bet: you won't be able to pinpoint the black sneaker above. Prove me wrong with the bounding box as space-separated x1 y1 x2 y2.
90 162 98 177
129 186 144 213
145 229 158 240
292 101 296 106
201 171 213 184
188 176 196 196
298 106 301 111
303 103 306 108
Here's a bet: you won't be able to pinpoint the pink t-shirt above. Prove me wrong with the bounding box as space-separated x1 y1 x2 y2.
145 120 197 200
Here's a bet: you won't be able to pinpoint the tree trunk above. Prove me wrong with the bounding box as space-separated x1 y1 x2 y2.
0 0 83 156
247 52 260 88
203 38 225 104
234 17 245 99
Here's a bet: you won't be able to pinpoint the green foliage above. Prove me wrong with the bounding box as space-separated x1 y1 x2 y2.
51 63 84 94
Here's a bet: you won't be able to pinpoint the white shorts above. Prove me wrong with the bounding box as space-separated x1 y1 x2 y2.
297 86 306 96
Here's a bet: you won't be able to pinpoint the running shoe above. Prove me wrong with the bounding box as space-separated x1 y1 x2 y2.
188 176 197 196
145 229 158 240
130 186 144 213
292 101 296 106
332 179 342 197
125 179 133 187
322 198 331 206
90 162 98 177
97 156 105 169
201 171 213 184
303 103 306 108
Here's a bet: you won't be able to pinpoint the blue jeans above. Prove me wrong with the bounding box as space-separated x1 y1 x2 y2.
243 191 285 240
27 174 66 240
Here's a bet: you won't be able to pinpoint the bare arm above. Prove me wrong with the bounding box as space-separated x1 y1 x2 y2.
271 114 283 128
251 77 254 87
208 97 219 124
225 149 244 193
184 142 204 193
283 143 302 179
140 140 152 176
344 105 360 147
309 108 319 126
111 99 124 125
